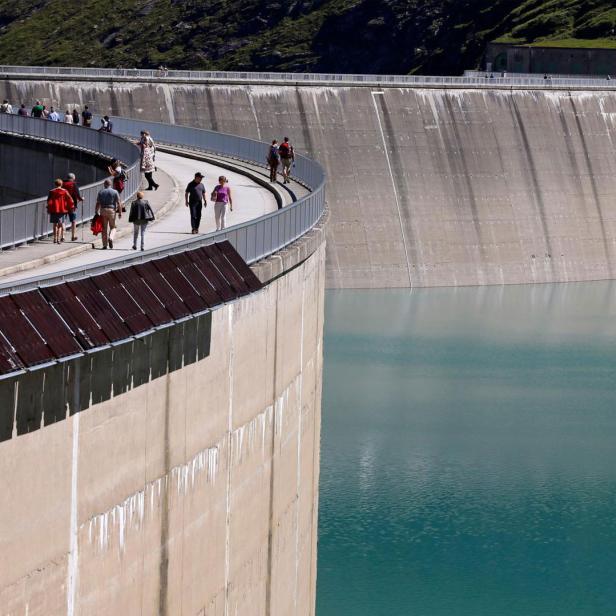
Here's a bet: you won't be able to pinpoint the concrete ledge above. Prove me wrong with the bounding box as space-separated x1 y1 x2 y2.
251 206 329 284
4 73 616 93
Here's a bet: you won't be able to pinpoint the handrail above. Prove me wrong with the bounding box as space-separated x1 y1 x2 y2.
1 64 616 90
0 115 326 294
0 115 141 248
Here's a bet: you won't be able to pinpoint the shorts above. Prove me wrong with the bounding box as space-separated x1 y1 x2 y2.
49 213 65 224
68 210 77 223
281 157 292 169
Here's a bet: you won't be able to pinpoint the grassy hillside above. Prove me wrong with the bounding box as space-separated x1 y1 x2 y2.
0 0 613 74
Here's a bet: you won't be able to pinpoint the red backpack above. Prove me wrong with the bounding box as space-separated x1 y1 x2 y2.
279 142 291 158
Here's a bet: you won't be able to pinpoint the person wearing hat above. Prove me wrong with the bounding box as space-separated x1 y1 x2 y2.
185 172 207 234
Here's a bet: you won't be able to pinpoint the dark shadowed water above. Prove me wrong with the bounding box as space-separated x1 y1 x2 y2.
316 284 616 616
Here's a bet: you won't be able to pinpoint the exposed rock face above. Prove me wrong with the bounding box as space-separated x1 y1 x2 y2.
0 0 612 74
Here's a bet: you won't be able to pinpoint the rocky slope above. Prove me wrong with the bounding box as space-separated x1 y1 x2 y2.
0 0 613 74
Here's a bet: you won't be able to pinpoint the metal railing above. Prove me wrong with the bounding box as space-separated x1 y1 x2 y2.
0 114 141 248
2 64 616 90
464 69 615 81
0 115 326 293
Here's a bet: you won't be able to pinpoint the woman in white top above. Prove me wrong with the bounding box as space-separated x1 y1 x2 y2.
64 110 72 123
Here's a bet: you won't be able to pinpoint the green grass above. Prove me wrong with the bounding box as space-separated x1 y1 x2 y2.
0 0 613 74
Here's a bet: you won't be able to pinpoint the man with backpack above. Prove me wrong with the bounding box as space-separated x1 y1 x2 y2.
99 115 113 132
267 139 280 183
278 136 295 184
0 100 12 114
81 106 93 127
108 161 127 195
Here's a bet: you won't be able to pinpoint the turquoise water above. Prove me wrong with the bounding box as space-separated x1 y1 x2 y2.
316 284 616 616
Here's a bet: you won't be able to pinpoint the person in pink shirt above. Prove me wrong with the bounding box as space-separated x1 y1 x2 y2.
210 176 233 231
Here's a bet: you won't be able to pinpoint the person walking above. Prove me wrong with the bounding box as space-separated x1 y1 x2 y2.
31 100 44 118
64 109 72 123
47 179 73 244
0 100 12 114
108 160 127 195
48 107 60 121
278 136 295 184
267 139 280 182
140 131 159 190
95 179 122 249
81 105 93 127
99 115 112 132
129 191 155 251
17 104 28 117
185 172 207 234
72 109 79 124
211 175 233 231
63 172 84 241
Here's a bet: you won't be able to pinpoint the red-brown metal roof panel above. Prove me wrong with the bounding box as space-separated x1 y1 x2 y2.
202 244 250 296
152 256 208 314
191 248 237 303
216 241 263 292
41 284 109 349
0 331 25 374
133 261 190 320
11 290 82 358
171 251 223 307
91 272 153 335
67 279 132 342
0 296 55 366
112 266 174 327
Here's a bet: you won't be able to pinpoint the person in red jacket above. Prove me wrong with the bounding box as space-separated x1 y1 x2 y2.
47 179 73 244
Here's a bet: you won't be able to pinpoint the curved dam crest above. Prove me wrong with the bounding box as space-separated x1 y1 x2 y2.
3 79 616 288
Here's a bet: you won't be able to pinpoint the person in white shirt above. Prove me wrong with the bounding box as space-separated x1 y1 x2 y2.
0 100 13 114
64 110 72 123
48 107 60 122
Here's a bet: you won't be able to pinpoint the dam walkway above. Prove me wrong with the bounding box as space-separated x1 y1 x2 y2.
0 146 305 286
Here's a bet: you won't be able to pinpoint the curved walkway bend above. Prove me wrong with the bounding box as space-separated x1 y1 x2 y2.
0 148 302 287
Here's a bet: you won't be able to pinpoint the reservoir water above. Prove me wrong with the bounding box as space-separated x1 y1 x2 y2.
316 284 616 616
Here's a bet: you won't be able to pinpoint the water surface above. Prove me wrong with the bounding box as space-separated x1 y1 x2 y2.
317 284 616 616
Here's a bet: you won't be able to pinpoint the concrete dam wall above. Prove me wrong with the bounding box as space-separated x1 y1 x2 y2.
3 79 615 288
0 236 325 615
0 133 107 205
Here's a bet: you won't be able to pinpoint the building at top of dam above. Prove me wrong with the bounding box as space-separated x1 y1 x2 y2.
1 68 615 289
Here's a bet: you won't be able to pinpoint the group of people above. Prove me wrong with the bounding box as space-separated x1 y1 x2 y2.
267 137 295 184
46 128 235 251
185 172 233 233
46 174 84 244
1 99 113 132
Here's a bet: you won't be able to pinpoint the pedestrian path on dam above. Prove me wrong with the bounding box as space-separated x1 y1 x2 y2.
0 148 288 285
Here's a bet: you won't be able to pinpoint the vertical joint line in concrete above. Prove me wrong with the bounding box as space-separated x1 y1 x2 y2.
224 305 234 616
371 90 413 288
67 361 81 616
294 281 306 610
